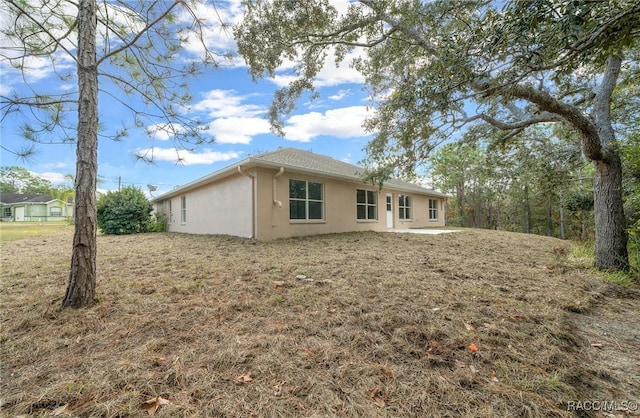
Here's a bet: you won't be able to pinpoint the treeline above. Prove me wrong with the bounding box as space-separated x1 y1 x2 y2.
0 166 74 202
428 125 639 242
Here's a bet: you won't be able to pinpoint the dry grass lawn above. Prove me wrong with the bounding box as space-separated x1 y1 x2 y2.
1 229 638 417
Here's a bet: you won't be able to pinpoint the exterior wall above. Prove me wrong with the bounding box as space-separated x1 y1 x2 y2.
159 173 253 237
254 168 446 240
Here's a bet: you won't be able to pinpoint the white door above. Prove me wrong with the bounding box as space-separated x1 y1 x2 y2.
15 206 25 221
386 194 393 228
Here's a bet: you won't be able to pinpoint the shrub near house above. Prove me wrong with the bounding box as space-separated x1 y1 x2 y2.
97 187 154 235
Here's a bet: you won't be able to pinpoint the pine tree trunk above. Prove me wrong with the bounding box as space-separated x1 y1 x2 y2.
593 154 629 271
62 0 98 308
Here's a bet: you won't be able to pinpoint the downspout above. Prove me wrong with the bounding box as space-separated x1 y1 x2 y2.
273 167 284 207
237 166 256 239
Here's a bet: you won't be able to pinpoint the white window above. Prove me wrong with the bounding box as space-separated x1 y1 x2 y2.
429 199 438 220
357 189 377 220
398 195 411 220
168 200 173 223
4 208 12 217
181 196 187 224
50 207 62 216
289 179 324 220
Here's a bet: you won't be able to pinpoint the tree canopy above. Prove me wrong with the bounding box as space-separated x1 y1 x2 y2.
0 166 53 194
236 0 640 271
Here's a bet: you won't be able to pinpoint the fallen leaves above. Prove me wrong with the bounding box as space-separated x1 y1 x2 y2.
141 396 171 416
236 372 253 384
273 380 287 396
51 404 71 416
379 364 393 379
368 386 387 408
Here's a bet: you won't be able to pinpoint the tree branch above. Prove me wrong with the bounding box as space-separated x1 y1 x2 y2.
465 112 562 130
97 0 182 66
4 0 78 63
358 0 439 56
592 54 622 150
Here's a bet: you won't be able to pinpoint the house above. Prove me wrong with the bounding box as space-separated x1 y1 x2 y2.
150 148 448 240
0 193 74 222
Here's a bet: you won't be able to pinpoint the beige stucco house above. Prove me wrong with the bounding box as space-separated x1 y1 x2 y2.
151 148 447 240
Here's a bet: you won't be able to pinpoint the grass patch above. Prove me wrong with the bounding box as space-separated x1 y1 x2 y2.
570 238 640 284
1 229 638 417
0 221 72 244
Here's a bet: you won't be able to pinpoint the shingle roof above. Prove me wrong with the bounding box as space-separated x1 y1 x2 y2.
249 148 446 197
0 193 53 204
250 148 362 178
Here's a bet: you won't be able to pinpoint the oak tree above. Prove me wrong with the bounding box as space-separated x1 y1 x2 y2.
236 0 639 271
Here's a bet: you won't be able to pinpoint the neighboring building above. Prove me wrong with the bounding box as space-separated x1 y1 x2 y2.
0 193 74 222
151 148 448 240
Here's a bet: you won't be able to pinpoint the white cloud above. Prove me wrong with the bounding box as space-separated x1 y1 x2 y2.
271 48 366 88
283 105 371 142
329 89 351 101
34 171 69 184
136 147 241 166
188 89 271 144
191 89 265 118
206 117 270 144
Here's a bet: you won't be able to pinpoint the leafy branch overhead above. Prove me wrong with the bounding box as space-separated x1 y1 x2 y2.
238 0 638 163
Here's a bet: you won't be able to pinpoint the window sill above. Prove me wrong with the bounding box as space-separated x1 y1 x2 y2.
290 220 326 224
357 219 378 223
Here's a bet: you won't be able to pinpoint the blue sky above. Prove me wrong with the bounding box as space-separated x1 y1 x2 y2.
0 0 378 197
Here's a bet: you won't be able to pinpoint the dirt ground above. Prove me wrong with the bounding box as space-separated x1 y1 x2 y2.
0 228 638 417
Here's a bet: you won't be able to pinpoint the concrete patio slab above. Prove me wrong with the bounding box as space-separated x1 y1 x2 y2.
386 228 461 235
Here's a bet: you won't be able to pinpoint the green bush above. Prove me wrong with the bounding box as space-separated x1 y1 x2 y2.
150 212 167 232
97 187 153 235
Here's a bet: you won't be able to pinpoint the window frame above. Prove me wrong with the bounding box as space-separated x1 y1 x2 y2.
181 196 187 224
356 189 378 221
398 194 412 220
3 207 11 218
429 199 439 221
50 206 63 216
289 179 324 222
